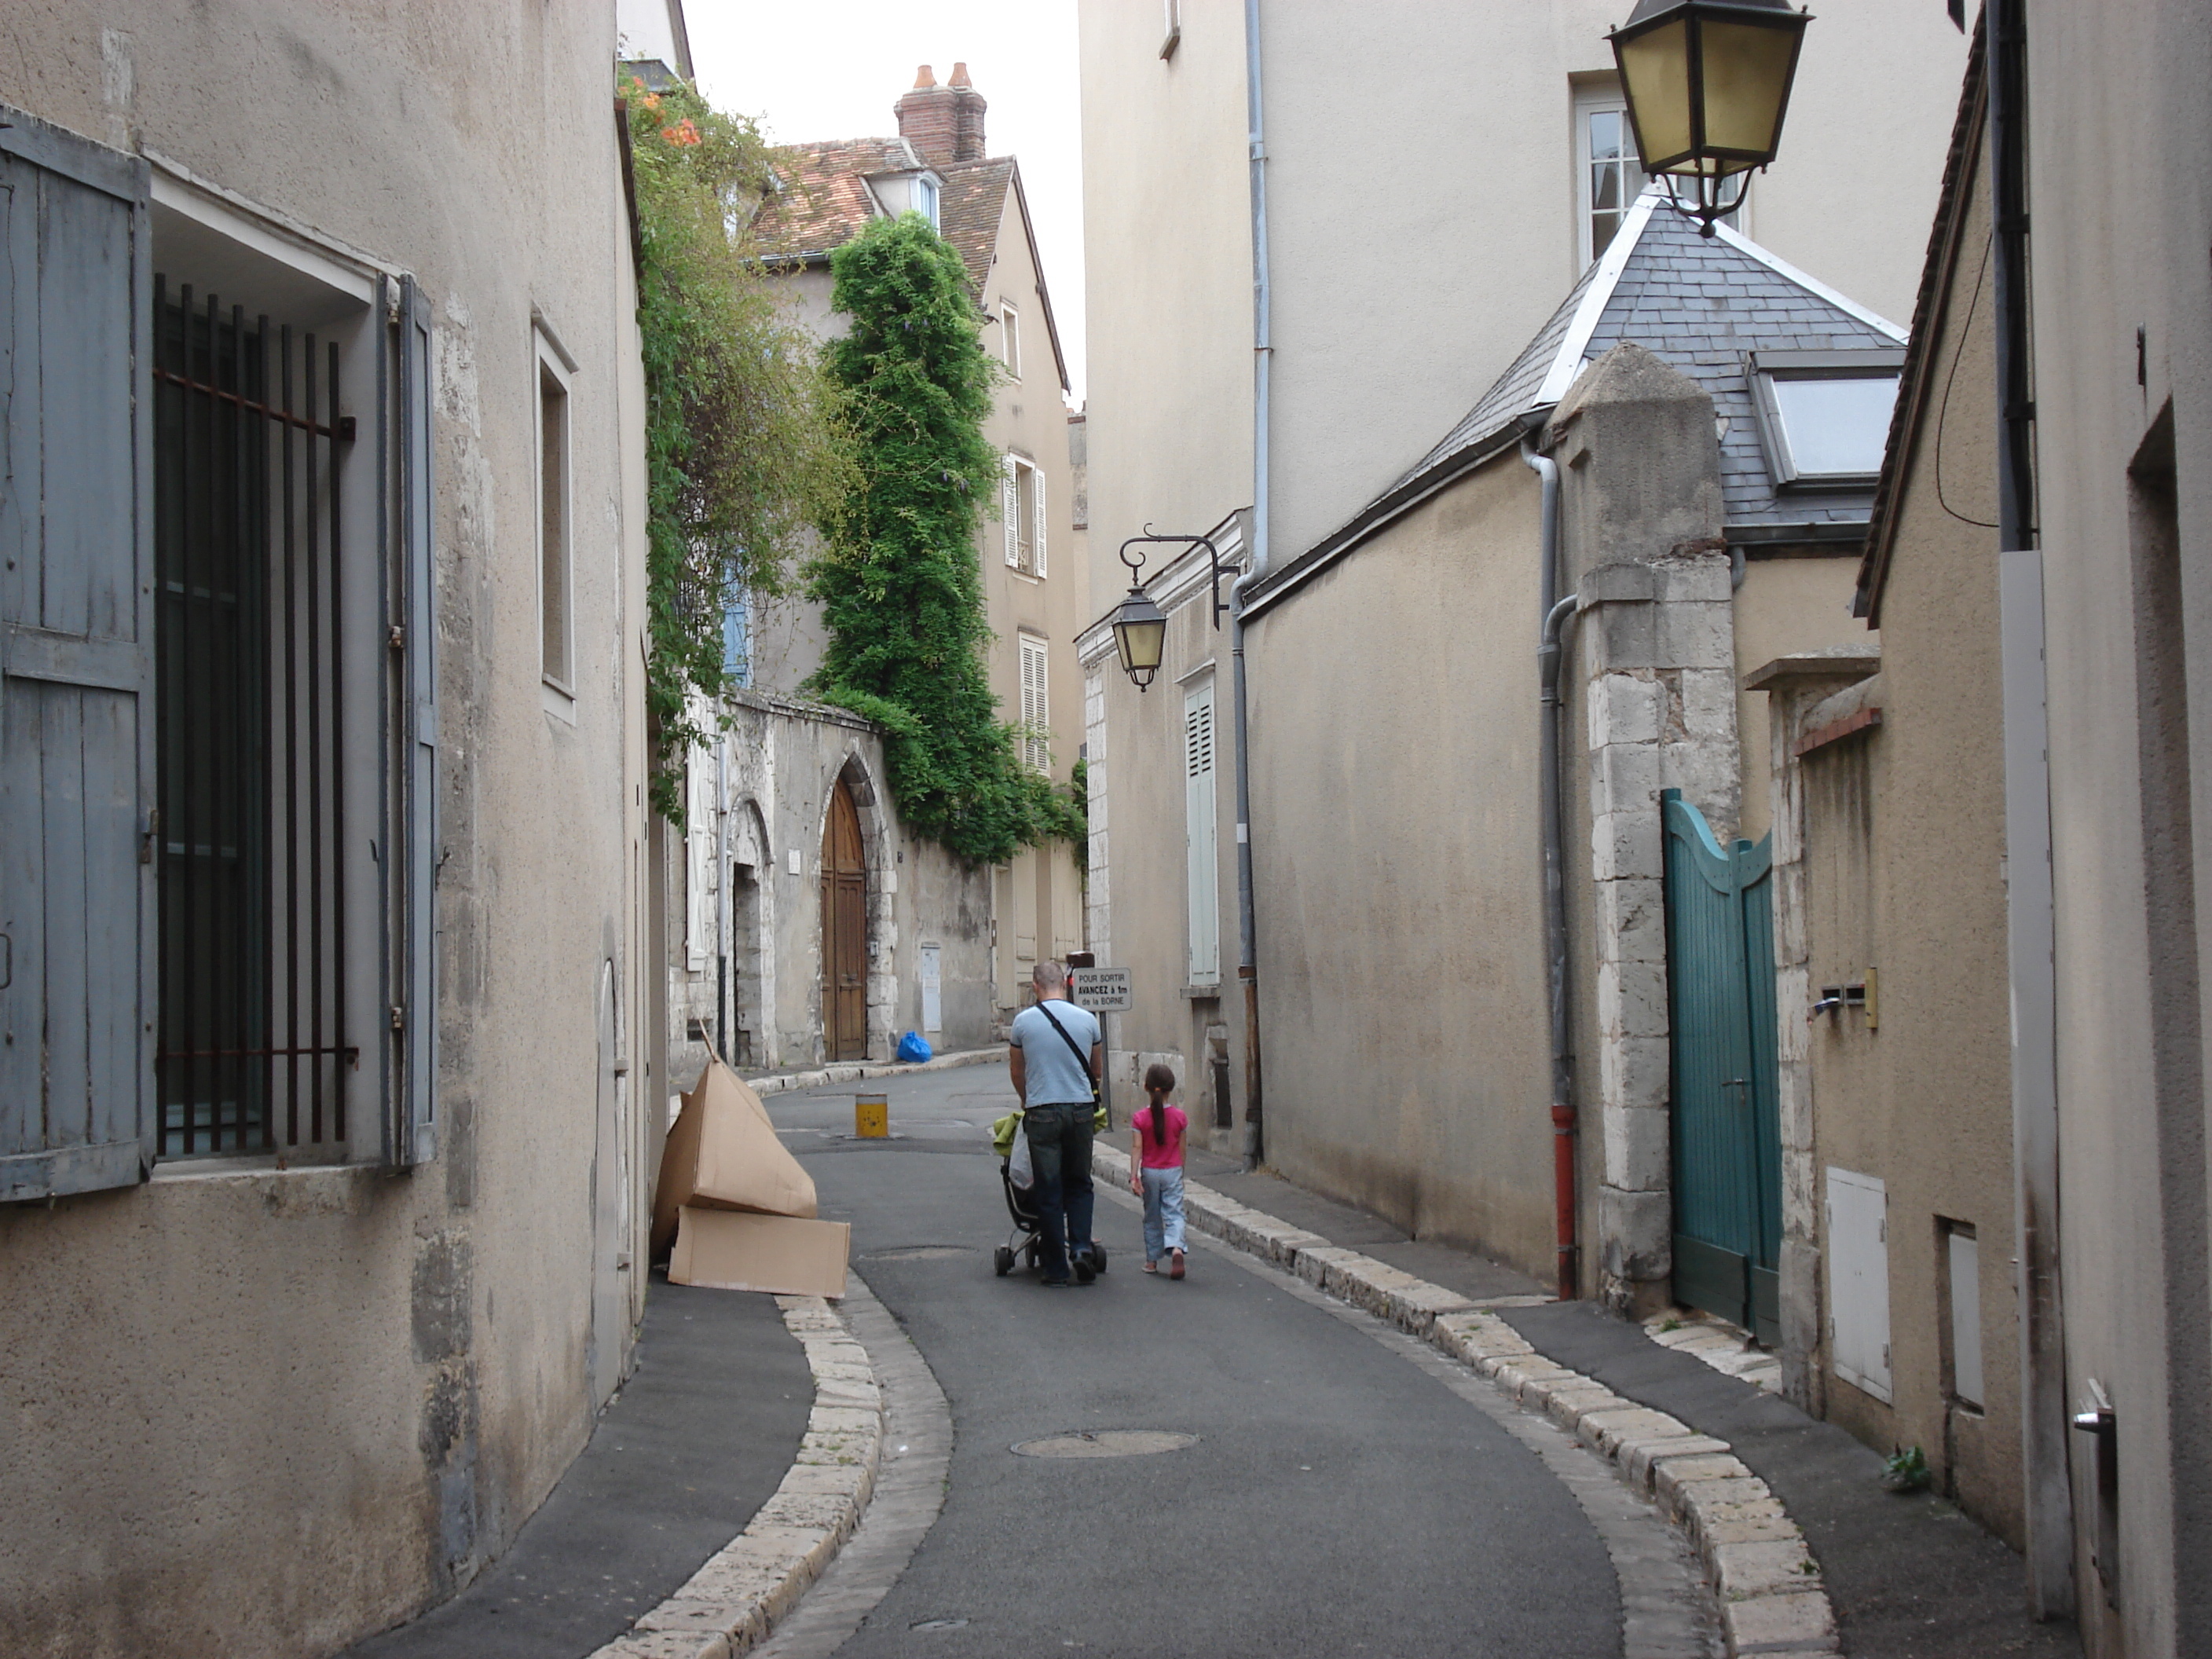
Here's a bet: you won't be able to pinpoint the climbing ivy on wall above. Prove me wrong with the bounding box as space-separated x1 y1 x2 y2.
808 214 1083 867
624 79 854 824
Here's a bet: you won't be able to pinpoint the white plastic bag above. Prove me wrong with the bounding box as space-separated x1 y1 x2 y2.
1008 1118 1035 1190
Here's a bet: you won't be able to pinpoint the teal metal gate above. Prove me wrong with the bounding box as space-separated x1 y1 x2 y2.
1663 789 1782 1344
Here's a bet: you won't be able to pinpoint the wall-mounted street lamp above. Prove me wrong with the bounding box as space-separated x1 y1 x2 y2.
1109 530 1232 692
1608 0 1812 236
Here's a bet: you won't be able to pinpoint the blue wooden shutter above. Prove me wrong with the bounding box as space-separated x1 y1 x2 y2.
0 110 156 1199
395 275 438 1165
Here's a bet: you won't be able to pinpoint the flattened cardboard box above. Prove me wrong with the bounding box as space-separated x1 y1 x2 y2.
653 1057 817 1261
670 1207 850 1299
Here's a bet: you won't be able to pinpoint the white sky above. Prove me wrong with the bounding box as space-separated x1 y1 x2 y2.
672 0 1088 405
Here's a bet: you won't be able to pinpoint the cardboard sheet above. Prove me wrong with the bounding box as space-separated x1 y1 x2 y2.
668 1206 850 1299
652 1057 818 1261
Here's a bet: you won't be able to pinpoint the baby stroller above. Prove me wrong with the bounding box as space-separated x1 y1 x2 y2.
990 1112 1108 1279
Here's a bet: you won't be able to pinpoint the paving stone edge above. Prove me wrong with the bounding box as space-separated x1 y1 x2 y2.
744 1047 998 1097
588 1295 884 1659
1093 1144 1840 1658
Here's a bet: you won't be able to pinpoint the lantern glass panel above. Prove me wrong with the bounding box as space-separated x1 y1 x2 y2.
1700 19 1800 159
1115 615 1166 676
1617 19 1694 168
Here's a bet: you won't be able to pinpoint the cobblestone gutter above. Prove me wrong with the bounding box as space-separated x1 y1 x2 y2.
1094 1145 1839 1658
592 1298 883 1659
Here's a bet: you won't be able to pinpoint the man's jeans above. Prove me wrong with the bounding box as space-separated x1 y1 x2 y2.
1024 1103 1094 1281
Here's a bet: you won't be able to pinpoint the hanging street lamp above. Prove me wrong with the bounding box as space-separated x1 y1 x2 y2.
1110 583 1169 690
1608 0 1813 236
1108 530 1234 692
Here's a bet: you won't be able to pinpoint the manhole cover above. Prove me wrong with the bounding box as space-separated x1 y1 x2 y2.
1010 1430 1198 1459
862 1245 974 1262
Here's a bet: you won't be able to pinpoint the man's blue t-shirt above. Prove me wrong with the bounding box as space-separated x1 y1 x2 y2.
1010 998 1101 1106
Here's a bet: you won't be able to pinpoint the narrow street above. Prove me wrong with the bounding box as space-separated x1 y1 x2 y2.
756 1068 1716 1658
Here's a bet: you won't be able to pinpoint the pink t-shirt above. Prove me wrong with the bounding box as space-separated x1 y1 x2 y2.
1135 1103 1188 1170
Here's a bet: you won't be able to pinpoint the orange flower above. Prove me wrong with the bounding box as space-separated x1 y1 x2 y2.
665 118 701 147
642 92 663 111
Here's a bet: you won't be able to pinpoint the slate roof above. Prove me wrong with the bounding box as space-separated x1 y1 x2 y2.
1249 189 1908 611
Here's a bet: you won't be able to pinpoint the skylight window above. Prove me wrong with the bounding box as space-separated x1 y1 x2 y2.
1748 350 1906 489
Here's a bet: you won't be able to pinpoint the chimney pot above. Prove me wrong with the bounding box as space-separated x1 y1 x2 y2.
913 64 937 89
949 61 972 86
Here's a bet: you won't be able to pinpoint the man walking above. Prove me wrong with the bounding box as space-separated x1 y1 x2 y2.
1009 960 1104 1287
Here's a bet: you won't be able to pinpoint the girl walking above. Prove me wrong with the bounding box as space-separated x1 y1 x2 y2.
1129 1063 1188 1279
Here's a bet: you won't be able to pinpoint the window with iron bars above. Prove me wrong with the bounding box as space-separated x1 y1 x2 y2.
152 279 353 1157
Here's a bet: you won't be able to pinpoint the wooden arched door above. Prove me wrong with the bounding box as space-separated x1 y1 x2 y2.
821 778 868 1060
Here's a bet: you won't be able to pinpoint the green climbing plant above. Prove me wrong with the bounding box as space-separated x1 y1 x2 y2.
808 213 1083 866
624 78 855 824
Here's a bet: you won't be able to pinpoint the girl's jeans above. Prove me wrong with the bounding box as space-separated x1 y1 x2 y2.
1142 1165 1187 1261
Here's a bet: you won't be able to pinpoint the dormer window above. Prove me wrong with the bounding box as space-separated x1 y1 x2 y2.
873 170 943 229
914 174 939 229
1748 349 1906 489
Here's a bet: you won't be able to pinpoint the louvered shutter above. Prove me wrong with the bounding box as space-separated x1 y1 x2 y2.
1031 467 1047 579
395 275 439 1166
1002 455 1020 567
0 110 156 1199
1020 637 1049 774
1184 681 1219 982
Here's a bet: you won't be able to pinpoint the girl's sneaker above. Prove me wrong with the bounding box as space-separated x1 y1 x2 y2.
1169 1249 1185 1280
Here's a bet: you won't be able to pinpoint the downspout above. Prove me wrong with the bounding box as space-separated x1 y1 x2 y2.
1989 0 2074 1620
1231 0 1271 1170
1525 434 1579 1301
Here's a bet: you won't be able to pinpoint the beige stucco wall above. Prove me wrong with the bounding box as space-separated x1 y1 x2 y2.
2022 4 2212 1651
0 4 651 1653
1243 462 1555 1265
1734 557 1877 844
1789 122 2022 1545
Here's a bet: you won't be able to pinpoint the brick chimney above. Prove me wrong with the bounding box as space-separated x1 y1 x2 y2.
895 62 987 168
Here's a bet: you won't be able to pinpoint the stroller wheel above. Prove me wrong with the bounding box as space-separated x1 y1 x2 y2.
993 1246 1014 1277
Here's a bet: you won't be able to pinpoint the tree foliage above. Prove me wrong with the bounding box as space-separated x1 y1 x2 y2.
624 79 854 822
808 214 1082 866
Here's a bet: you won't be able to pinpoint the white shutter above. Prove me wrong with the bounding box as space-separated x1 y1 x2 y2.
1184 681 1219 982
1826 1167 1893 1402
1002 454 1020 567
397 275 440 1166
1032 467 1048 579
1020 637 1049 774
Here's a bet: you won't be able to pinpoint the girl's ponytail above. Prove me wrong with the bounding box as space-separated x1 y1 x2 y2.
1142 1062 1177 1157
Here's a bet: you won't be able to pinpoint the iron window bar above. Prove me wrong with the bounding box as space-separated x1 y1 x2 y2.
153 277 352 1159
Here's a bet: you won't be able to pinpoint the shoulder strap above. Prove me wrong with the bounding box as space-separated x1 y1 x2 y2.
1035 1000 1099 1101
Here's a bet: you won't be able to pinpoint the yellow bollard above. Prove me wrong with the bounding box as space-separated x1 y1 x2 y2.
855 1093 888 1139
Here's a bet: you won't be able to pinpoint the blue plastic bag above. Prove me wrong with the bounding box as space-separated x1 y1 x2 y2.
897 1031 933 1064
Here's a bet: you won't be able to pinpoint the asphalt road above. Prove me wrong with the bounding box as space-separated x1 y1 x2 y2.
769 1065 1653 1659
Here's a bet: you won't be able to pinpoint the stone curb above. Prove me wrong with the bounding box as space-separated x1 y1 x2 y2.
588 1295 884 1659
744 1047 999 1097
1097 1147 1838 1657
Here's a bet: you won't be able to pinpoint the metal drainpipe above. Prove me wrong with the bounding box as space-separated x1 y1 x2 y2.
1232 0 1272 1172
1525 435 1579 1301
1988 0 2074 1620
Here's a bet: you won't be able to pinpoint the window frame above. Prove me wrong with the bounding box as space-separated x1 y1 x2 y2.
1574 78 1742 266
914 173 939 229
535 324 577 701
1002 452 1046 578
1000 300 1022 381
1747 348 1907 490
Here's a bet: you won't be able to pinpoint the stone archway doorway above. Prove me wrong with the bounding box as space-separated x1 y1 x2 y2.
821 777 868 1061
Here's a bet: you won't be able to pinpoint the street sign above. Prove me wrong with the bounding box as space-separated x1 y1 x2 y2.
1071 968 1132 1012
